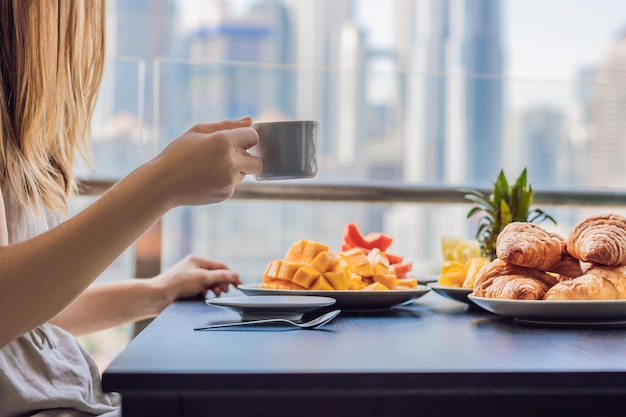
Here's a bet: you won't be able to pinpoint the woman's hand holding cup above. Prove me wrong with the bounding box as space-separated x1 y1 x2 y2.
151 116 263 208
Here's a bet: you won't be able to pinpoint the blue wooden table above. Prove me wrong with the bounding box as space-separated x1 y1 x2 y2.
102 290 626 417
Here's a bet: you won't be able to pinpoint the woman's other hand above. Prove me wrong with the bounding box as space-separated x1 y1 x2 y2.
151 116 263 208
152 254 242 304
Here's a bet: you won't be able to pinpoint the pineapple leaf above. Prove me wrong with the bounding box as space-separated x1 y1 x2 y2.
513 168 528 191
461 167 557 261
492 171 508 205
499 200 512 226
463 190 497 209
528 209 557 225
515 188 533 222
466 206 486 218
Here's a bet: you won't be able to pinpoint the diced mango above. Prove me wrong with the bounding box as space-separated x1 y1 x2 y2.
373 262 391 276
291 264 321 289
262 259 283 280
346 275 365 290
310 251 341 274
341 248 374 277
310 276 334 290
373 274 397 290
367 248 390 267
278 261 305 281
284 240 308 262
265 230 412 292
361 275 374 285
323 269 349 290
301 241 330 263
363 281 389 291
261 278 307 290
396 277 418 288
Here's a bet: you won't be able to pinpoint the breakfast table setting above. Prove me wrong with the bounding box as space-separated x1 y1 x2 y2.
102 169 626 416
101 281 626 417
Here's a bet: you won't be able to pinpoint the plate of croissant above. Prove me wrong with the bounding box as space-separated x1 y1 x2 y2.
468 296 626 325
468 213 626 326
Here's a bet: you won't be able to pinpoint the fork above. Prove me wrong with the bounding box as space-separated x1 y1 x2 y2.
193 309 341 331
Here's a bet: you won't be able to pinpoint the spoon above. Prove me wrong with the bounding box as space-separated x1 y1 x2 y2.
193 309 341 331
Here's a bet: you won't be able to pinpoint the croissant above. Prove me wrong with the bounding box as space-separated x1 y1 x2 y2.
544 265 626 300
567 214 626 266
473 259 559 300
496 222 583 277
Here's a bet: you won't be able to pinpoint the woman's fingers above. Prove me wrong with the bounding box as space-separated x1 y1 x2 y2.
191 116 252 134
230 128 263 175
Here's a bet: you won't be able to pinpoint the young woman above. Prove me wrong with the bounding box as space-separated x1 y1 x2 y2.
0 1 262 415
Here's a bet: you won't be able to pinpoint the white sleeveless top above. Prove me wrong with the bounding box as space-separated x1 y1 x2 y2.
0 190 120 416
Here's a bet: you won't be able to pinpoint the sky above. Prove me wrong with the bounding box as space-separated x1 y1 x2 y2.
505 0 626 80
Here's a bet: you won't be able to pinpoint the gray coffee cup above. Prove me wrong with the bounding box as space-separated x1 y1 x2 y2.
250 120 319 180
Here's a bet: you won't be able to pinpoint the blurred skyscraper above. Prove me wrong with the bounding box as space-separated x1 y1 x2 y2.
109 0 179 124
404 0 503 186
288 1 359 161
392 0 504 270
186 23 272 121
588 31 626 188
516 106 564 186
453 0 503 185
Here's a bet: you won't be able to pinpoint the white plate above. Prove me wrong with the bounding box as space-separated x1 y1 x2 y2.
427 282 474 304
206 295 336 321
237 283 431 312
467 295 626 326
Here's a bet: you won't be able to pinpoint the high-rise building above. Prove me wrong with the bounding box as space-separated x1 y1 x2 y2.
186 23 272 122
287 0 354 159
516 106 565 187
445 0 504 185
403 0 503 186
588 31 626 188
109 0 179 124
391 0 504 270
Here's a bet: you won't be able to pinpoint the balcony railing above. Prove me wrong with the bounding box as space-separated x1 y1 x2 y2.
79 178 626 206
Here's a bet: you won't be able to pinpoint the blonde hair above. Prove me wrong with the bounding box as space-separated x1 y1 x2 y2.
0 0 105 214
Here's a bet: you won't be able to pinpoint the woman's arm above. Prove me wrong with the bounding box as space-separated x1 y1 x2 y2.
50 255 242 336
0 118 261 348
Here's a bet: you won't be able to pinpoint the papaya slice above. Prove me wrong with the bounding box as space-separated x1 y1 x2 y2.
343 223 393 251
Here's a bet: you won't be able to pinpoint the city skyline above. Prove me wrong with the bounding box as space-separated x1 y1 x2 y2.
177 0 626 81
91 0 626 276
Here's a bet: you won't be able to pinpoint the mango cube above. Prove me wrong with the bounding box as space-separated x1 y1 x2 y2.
367 248 390 267
261 278 306 290
284 240 308 262
363 281 389 291
373 274 397 290
291 264 321 289
310 251 341 274
310 276 334 290
301 241 330 263
323 269 349 290
262 260 283 280
396 278 418 288
346 275 364 290
341 248 374 277
278 261 305 281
